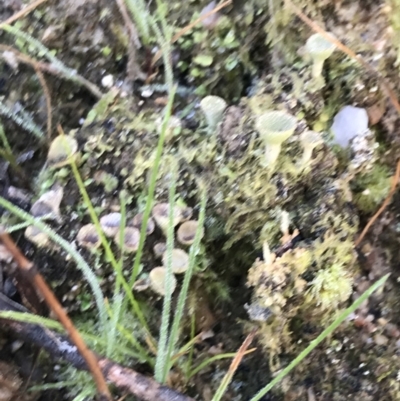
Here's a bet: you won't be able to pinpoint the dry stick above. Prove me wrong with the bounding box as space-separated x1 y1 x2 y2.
114 0 141 48
355 160 400 247
212 329 257 400
0 0 49 27
0 295 195 401
0 44 102 99
151 0 232 67
114 0 147 81
0 232 112 401
34 67 52 141
287 1 400 242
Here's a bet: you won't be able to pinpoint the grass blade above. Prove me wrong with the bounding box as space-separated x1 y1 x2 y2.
249 273 390 401
154 163 177 382
0 196 108 337
128 85 176 289
162 188 207 382
211 330 257 401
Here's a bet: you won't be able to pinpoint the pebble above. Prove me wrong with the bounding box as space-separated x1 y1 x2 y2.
331 105 369 147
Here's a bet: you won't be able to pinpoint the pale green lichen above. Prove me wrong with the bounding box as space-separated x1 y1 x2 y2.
306 263 353 310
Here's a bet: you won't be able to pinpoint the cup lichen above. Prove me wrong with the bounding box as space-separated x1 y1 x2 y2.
305 32 336 79
298 130 323 170
200 95 227 131
255 110 297 168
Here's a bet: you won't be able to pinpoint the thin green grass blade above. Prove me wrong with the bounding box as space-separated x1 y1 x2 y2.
69 159 153 339
0 311 63 330
154 163 177 382
128 84 176 289
106 293 123 358
0 100 44 139
162 188 207 382
0 310 142 361
124 0 151 44
0 197 108 337
183 314 196 378
249 273 390 401
0 122 12 154
189 352 252 379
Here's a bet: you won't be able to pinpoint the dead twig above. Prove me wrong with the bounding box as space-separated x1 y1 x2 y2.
33 67 52 141
114 0 147 81
151 0 232 67
0 294 195 401
0 0 49 28
212 329 257 398
0 232 112 400
355 160 400 246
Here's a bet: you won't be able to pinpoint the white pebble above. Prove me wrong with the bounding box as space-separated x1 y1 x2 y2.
331 105 369 147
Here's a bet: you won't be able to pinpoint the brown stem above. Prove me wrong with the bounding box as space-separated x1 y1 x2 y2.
0 0 49 28
0 232 112 400
34 68 53 142
0 294 195 401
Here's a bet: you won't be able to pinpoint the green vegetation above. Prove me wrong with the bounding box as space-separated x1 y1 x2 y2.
0 0 398 400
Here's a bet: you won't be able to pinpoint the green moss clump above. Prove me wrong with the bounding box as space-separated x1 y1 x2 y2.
306 263 353 310
352 164 392 212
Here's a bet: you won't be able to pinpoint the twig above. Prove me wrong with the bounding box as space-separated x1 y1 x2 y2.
151 0 232 67
0 232 112 400
0 294 195 401
355 160 400 246
34 67 52 141
115 0 141 48
211 328 257 401
114 0 146 81
0 0 49 27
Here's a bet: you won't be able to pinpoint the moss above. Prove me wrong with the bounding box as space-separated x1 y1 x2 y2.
306 263 353 310
352 164 392 212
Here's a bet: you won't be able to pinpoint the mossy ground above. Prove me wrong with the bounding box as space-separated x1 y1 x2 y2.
1 0 400 400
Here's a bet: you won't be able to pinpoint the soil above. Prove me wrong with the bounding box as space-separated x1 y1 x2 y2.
1 1 400 401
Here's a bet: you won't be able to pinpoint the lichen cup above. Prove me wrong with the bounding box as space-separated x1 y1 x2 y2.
200 95 227 131
255 110 297 168
305 33 336 79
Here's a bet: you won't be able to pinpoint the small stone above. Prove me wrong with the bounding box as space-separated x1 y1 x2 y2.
101 74 114 88
331 106 369 148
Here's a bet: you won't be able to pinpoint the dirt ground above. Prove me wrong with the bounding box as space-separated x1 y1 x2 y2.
1 0 400 400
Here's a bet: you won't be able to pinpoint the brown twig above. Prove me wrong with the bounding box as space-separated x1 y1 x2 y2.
0 294 195 401
114 0 146 81
214 329 257 395
0 232 112 400
114 0 141 48
0 0 49 28
355 160 400 246
151 0 232 67
33 67 52 141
